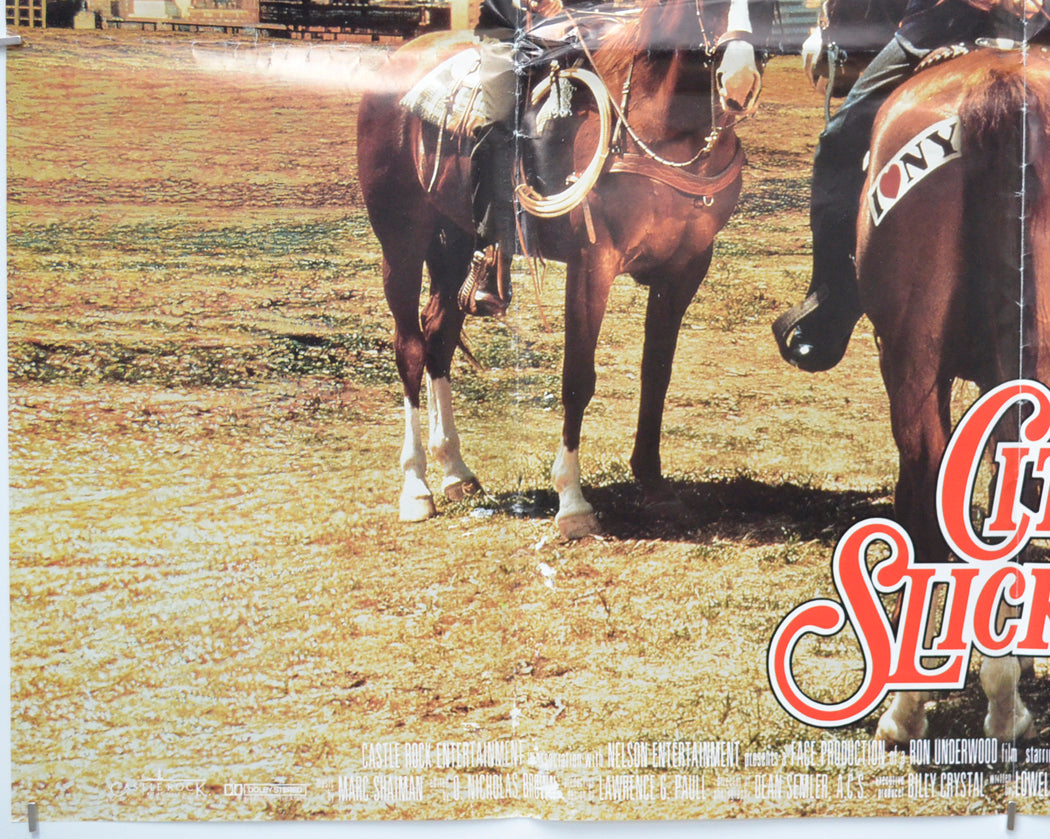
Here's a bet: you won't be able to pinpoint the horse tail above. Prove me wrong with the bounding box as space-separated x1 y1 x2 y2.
959 62 1050 384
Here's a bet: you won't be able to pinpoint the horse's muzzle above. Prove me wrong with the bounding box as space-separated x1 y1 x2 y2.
716 39 762 115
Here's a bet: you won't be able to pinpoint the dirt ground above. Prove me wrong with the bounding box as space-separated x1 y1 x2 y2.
8 28 1050 822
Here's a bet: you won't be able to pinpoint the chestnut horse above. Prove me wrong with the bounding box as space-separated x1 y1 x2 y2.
357 0 775 537
855 46 1050 743
801 0 906 97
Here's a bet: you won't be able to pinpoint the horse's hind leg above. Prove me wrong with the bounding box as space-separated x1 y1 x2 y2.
630 248 712 511
872 368 953 743
381 223 439 522
421 224 482 501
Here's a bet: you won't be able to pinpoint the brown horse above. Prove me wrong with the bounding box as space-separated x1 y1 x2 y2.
357 0 775 537
855 46 1050 743
801 0 907 97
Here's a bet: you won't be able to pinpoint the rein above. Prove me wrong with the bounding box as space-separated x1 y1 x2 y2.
519 1 758 218
608 137 745 203
564 6 752 171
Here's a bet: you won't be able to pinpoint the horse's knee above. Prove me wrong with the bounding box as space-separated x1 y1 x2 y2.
394 334 427 402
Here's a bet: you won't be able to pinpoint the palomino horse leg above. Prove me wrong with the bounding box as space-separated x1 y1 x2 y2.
630 248 712 510
420 226 483 502
877 693 932 743
552 250 619 539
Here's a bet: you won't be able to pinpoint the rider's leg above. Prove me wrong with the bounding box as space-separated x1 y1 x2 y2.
460 121 515 316
459 40 517 318
773 36 920 371
774 0 989 371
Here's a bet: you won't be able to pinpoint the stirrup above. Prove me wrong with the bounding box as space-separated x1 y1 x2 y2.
457 245 508 317
771 285 829 360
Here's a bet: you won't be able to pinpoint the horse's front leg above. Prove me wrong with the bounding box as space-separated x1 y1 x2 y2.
399 394 437 522
427 374 482 501
631 248 712 512
552 250 618 539
981 654 1033 741
979 593 1033 740
875 692 932 743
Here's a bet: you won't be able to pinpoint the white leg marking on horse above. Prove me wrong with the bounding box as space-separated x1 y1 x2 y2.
426 376 481 500
981 656 1033 740
552 443 599 539
874 692 929 745
400 398 437 522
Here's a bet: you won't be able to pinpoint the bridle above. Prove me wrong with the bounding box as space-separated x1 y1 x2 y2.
516 0 756 219
563 2 758 170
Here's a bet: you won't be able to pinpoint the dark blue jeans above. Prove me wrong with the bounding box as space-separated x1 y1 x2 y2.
808 0 1020 298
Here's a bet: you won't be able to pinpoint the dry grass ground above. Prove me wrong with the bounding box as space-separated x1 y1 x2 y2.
8 29 1049 822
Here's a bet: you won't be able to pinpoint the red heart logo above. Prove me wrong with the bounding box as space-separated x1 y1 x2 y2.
879 164 902 200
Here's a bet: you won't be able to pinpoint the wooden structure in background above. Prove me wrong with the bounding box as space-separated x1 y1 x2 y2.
7 0 46 27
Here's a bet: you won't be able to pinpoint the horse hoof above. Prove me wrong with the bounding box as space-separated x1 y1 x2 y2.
556 510 601 540
873 715 927 747
443 476 483 502
873 719 909 749
985 709 1034 742
400 494 438 522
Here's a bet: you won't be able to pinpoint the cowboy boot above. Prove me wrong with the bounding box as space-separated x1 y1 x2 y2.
459 124 515 317
771 213 862 372
773 80 872 371
458 243 511 317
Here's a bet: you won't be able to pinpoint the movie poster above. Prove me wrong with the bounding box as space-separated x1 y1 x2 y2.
6 0 1050 832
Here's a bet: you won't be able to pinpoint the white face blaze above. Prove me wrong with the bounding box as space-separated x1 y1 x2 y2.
726 0 751 34
801 26 825 90
715 0 762 115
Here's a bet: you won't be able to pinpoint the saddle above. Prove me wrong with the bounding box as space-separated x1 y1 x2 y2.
399 8 633 139
400 46 488 139
912 37 1036 75
405 7 747 244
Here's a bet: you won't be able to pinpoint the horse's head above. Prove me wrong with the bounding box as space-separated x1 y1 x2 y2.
598 0 777 120
640 0 776 115
708 0 778 115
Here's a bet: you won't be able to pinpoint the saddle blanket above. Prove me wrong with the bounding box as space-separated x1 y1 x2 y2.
401 47 488 138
